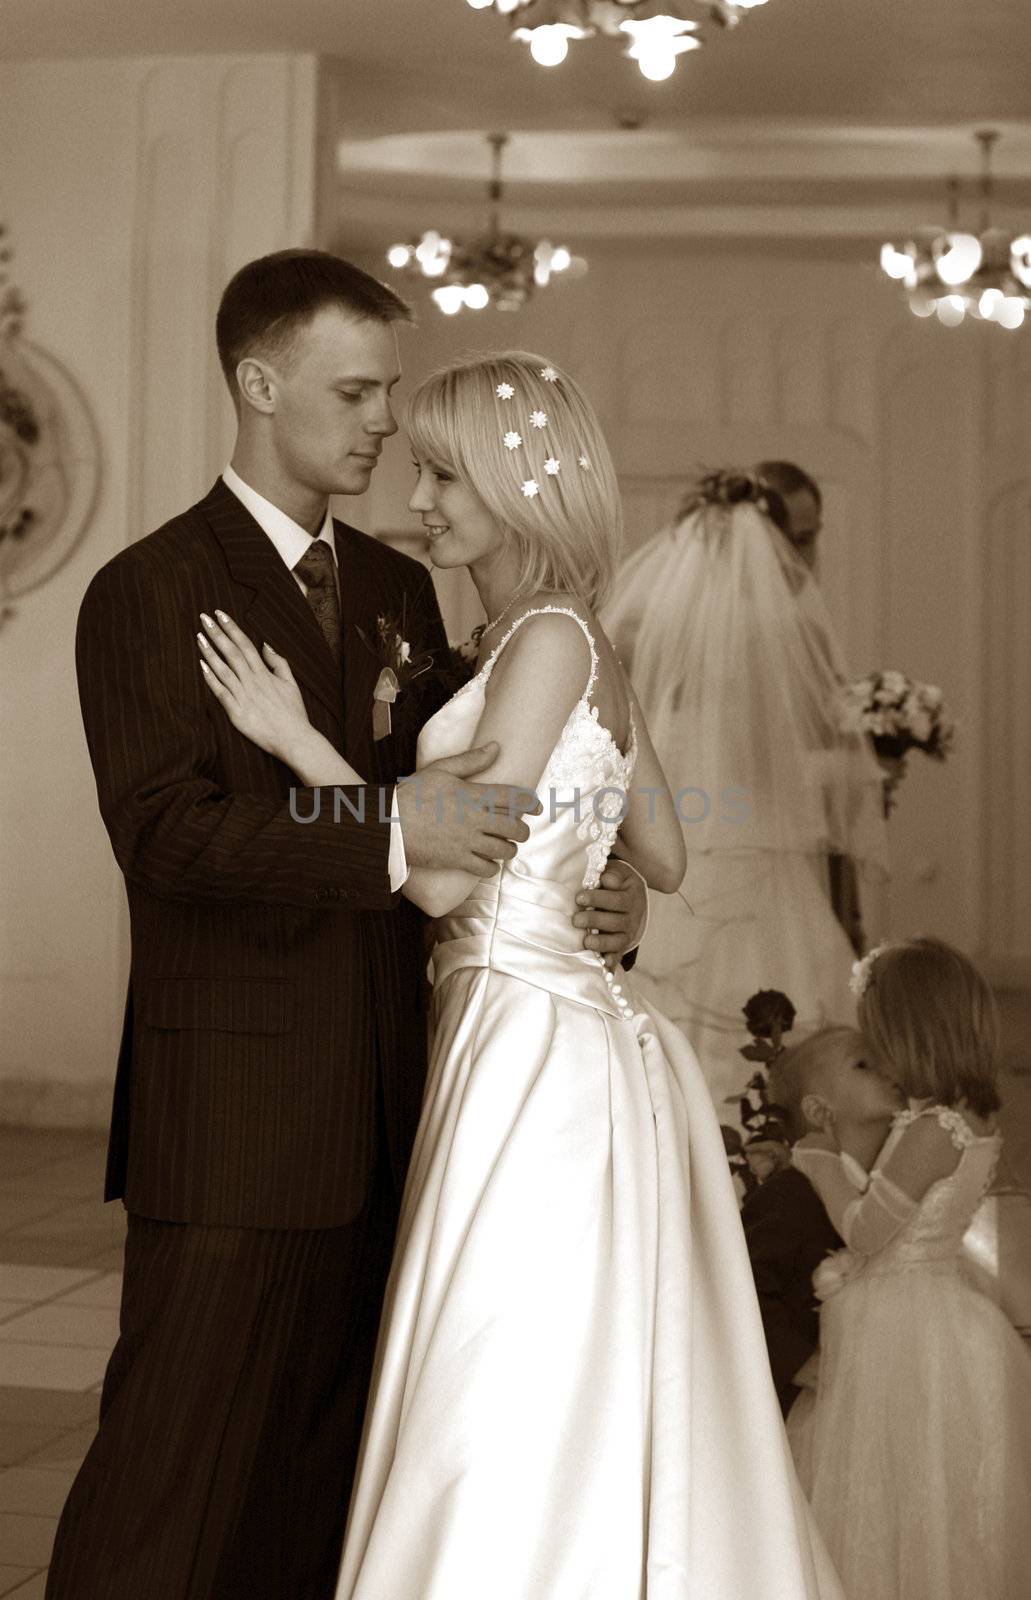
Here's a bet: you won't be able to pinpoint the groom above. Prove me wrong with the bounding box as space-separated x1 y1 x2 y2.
758 458 866 958
48 250 645 1600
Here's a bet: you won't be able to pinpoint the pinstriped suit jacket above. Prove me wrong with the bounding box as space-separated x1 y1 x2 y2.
76 478 450 1230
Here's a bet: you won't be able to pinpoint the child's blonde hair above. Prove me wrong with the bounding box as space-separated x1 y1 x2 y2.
858 938 1000 1116
405 351 623 611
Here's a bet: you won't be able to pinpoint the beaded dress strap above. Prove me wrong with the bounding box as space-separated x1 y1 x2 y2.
892 1103 978 1152
481 605 599 702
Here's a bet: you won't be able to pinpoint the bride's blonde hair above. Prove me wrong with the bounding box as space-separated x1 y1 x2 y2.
405 351 623 611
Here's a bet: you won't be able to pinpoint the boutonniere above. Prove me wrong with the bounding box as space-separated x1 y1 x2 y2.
356 603 434 741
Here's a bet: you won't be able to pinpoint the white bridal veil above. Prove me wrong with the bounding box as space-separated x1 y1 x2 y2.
605 474 888 1115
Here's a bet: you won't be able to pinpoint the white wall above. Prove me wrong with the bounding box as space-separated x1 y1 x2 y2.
354 242 1031 978
2 66 1028 1126
0 54 318 1122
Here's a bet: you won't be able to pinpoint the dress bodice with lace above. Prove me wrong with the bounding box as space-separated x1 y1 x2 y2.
863 1104 1001 1277
415 606 640 1019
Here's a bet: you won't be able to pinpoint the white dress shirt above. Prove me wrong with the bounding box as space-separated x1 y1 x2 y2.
221 466 407 891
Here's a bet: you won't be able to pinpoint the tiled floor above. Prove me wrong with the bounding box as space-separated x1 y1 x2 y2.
0 997 1028 1594
0 1131 121 1596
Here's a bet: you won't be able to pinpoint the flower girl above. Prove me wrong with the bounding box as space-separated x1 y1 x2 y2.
788 937 1031 1600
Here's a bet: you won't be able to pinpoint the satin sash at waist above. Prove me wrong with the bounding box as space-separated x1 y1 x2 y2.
431 881 628 1021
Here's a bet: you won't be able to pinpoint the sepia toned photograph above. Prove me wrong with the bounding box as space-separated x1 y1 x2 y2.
1 2 1029 1596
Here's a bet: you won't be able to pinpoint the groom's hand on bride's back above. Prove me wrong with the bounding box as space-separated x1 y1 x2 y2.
396 743 541 876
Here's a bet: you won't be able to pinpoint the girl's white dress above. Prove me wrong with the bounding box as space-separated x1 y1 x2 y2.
335 610 842 1600
788 1103 1031 1600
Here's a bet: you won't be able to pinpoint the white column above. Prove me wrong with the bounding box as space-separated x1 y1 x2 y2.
0 54 318 1124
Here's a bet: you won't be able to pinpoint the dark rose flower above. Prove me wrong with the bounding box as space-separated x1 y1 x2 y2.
742 989 796 1040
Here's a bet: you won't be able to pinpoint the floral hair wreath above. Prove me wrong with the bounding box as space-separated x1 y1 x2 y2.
849 942 895 1000
495 365 591 501
677 468 775 523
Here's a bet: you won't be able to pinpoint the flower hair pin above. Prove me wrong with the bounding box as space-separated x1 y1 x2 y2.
849 943 894 1000
491 365 593 493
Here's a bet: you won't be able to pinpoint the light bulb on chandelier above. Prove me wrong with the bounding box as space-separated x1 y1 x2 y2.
621 16 702 80
879 132 1031 330
932 231 982 287
529 23 573 64
469 0 769 82
1010 235 1031 288
386 132 583 316
431 284 467 316
996 296 1025 330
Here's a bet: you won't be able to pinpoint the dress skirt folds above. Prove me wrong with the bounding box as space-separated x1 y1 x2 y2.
336 608 844 1599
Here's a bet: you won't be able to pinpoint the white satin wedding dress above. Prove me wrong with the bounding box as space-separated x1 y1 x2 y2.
335 608 843 1600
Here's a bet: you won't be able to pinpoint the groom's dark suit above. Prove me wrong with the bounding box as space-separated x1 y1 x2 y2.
46 479 450 1600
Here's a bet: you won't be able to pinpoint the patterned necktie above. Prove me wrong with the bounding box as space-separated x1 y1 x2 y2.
293 539 343 666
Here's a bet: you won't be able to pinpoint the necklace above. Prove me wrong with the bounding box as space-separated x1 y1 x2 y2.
473 592 525 642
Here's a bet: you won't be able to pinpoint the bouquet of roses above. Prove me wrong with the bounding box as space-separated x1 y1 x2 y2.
839 670 956 814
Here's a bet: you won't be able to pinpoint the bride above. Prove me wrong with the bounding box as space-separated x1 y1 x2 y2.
604 471 887 1119
198 352 843 1599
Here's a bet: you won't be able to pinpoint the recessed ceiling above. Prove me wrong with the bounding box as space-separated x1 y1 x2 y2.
4 0 1031 130
7 0 1031 248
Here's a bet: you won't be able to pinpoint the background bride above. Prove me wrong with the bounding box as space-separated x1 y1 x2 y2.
605 469 887 1118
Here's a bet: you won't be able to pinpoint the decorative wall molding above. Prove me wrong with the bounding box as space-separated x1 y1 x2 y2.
0 337 102 615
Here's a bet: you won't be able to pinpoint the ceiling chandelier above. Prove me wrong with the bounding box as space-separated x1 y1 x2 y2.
466 0 769 82
386 132 579 315
880 131 1031 330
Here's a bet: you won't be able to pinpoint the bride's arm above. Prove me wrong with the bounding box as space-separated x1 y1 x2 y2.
403 614 592 918
198 611 365 785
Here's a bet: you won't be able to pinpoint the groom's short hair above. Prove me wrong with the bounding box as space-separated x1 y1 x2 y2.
756 460 822 509
216 249 412 395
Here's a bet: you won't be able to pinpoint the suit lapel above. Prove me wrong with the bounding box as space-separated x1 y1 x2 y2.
201 479 345 742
